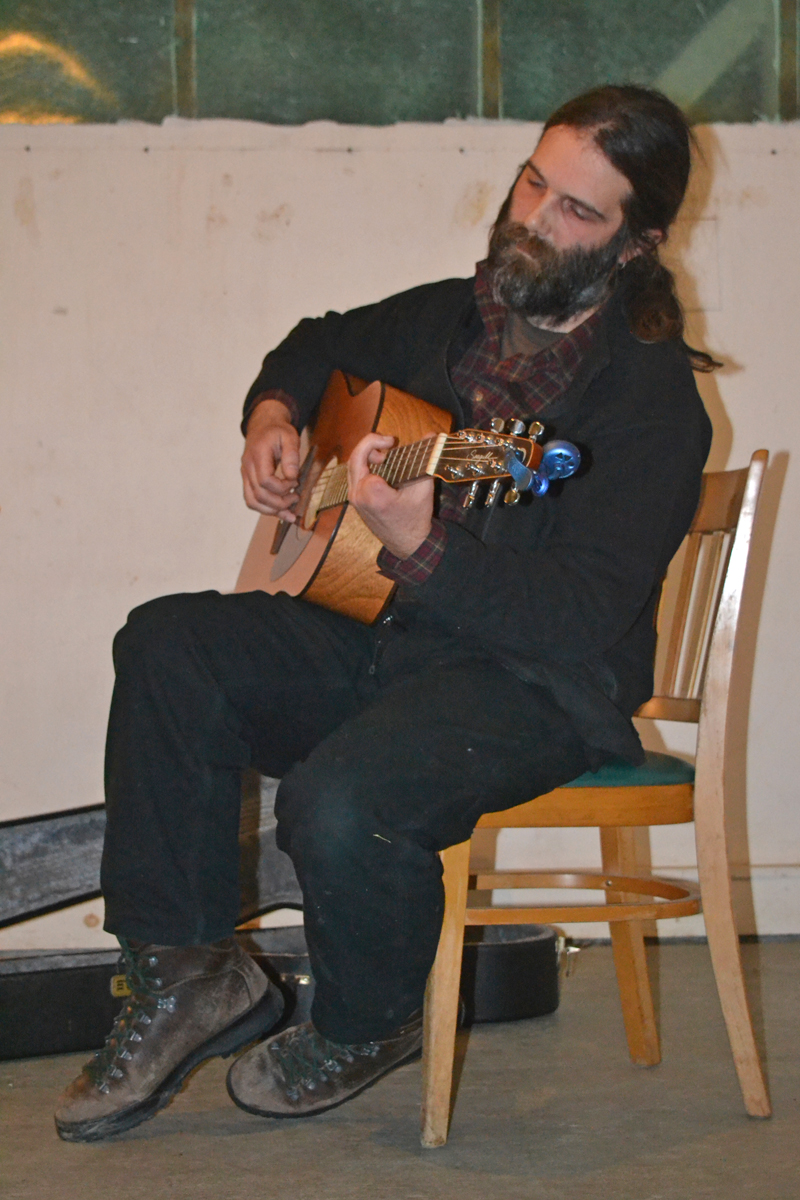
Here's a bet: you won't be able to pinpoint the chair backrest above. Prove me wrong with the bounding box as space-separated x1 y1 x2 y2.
636 450 768 729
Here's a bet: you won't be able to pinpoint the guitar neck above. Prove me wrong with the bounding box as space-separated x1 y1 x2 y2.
374 434 447 486
318 434 447 509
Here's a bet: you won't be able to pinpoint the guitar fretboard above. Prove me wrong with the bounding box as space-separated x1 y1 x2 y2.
316 435 444 510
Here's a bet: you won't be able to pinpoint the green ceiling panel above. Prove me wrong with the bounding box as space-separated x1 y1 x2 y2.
195 0 479 124
0 1 788 126
0 0 175 123
501 0 778 123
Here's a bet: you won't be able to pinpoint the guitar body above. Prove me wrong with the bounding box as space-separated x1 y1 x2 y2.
235 371 454 624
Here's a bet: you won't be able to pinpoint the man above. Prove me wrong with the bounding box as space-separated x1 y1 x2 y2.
56 85 713 1141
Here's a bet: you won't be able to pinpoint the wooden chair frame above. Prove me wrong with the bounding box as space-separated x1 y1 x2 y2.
421 450 772 1147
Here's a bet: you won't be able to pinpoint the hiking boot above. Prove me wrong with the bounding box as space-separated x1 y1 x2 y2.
55 937 283 1142
226 1011 423 1118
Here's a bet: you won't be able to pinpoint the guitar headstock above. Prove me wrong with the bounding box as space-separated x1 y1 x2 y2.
432 430 542 483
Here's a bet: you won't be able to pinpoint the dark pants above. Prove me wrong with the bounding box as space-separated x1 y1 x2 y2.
101 589 593 1042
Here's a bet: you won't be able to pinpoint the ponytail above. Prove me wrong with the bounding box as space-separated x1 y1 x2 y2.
623 253 721 373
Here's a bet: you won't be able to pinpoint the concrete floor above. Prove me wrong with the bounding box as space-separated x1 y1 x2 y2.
2 942 797 1200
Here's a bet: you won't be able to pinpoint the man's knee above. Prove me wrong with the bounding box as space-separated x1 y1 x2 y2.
275 766 374 867
112 591 221 673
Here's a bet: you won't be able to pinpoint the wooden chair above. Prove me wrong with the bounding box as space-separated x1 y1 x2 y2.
420 450 772 1148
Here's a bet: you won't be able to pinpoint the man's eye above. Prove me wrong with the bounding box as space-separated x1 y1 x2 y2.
567 203 590 220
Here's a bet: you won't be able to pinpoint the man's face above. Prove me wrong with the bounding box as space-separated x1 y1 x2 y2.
487 123 634 327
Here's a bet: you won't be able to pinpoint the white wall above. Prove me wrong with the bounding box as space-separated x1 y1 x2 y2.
0 117 797 947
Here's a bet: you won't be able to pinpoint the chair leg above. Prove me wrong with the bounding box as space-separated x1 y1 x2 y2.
694 792 771 1117
600 826 661 1066
420 838 471 1148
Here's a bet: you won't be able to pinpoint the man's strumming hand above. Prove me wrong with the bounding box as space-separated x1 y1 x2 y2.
347 432 434 560
241 399 301 520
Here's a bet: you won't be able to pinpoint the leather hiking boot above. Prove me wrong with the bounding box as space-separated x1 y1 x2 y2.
226 1011 422 1118
55 937 283 1142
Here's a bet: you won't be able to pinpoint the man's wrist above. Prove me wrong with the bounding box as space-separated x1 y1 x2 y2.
243 390 300 433
377 519 448 585
378 522 432 561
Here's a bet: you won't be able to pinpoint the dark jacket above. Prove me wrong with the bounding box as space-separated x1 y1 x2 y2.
244 277 712 763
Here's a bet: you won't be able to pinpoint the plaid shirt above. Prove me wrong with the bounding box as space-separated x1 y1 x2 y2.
377 262 602 585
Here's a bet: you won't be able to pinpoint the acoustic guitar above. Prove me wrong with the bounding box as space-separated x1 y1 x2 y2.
235 370 542 624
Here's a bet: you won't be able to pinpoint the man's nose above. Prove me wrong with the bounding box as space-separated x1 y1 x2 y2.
518 194 553 237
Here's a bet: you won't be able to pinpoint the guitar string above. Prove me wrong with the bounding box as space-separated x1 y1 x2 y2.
389 441 411 486
393 441 414 485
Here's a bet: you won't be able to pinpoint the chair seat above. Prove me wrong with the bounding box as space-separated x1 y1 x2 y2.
564 750 695 789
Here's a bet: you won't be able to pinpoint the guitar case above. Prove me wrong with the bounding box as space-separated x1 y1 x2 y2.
460 924 559 1024
0 924 558 1060
245 924 560 1027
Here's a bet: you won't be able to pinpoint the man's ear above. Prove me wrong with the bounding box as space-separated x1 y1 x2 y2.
619 228 664 264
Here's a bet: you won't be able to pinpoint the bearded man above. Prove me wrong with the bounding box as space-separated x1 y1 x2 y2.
56 84 713 1141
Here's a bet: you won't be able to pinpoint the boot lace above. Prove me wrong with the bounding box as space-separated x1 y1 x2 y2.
88 937 177 1093
269 1026 381 1100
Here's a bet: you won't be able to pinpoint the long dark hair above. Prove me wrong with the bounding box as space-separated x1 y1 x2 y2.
543 85 719 371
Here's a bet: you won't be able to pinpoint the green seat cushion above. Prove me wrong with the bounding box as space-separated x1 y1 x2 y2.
563 751 695 789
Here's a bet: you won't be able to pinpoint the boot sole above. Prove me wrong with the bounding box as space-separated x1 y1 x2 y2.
55 986 284 1143
226 1041 422 1120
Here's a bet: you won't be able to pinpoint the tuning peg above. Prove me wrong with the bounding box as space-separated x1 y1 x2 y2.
462 481 482 509
507 419 526 436
504 487 521 505
528 420 545 440
489 418 505 433
486 479 504 506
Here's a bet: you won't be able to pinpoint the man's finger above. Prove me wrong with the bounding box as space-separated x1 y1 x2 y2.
243 424 301 483
242 458 295 499
348 433 395 482
242 476 297 520
278 436 300 482
255 473 296 497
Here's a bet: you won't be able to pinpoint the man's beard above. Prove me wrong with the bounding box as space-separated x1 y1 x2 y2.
486 212 629 326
